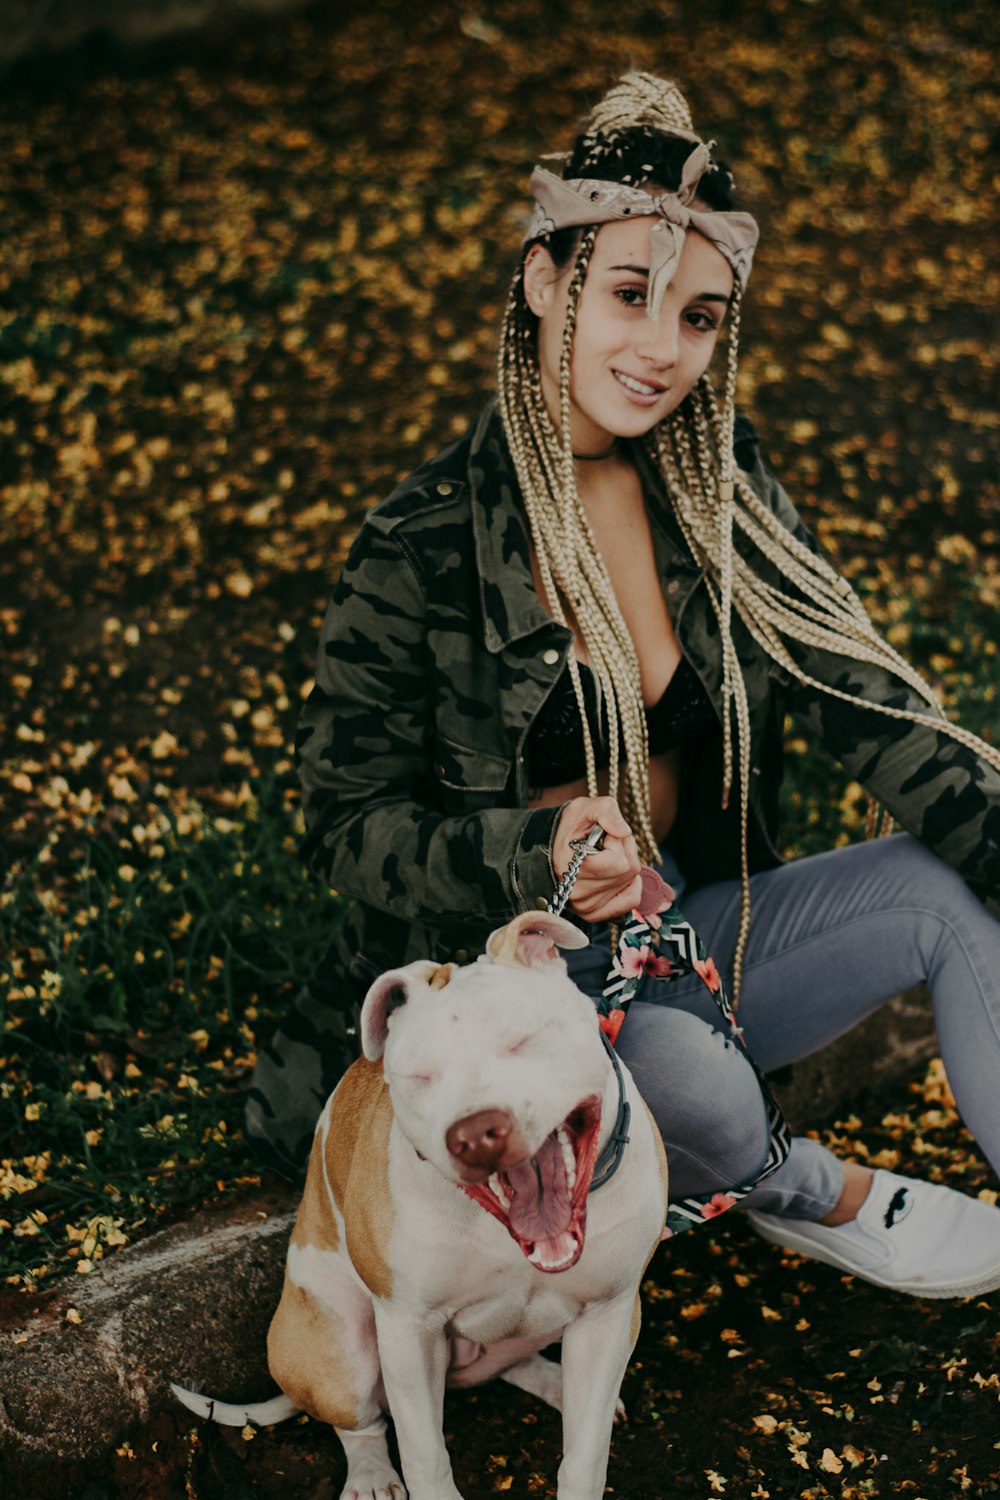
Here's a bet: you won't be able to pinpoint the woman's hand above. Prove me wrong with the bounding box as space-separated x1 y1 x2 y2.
552 796 643 922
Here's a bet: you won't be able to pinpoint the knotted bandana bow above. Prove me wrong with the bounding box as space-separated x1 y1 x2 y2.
523 142 759 320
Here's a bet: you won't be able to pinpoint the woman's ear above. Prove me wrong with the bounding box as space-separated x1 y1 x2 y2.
522 245 559 318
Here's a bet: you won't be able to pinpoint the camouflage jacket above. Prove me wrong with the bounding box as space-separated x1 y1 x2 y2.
296 403 1000 1016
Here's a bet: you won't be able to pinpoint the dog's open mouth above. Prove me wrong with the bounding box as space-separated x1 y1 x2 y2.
461 1097 602 1273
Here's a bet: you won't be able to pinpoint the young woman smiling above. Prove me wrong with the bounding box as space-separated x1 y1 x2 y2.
249 73 1000 1298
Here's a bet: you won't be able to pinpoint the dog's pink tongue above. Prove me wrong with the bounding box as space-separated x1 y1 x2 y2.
505 1134 570 1240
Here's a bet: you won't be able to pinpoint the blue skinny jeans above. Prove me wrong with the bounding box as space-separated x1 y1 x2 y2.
564 835 1000 1219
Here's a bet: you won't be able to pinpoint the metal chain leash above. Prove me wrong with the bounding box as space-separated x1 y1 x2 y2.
547 824 606 916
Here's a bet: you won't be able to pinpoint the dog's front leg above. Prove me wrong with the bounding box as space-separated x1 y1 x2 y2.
373 1301 465 1500
556 1292 639 1500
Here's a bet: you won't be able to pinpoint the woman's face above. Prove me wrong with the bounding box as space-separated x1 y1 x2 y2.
523 216 734 457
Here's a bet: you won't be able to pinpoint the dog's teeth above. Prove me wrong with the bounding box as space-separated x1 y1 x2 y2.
489 1172 511 1209
557 1127 576 1188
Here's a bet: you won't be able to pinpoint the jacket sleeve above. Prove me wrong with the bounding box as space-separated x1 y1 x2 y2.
295 522 560 925
751 452 1000 914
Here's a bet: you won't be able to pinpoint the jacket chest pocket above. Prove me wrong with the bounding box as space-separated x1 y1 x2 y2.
433 737 513 813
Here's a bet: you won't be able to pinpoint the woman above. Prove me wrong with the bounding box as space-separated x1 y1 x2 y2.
248 74 1000 1296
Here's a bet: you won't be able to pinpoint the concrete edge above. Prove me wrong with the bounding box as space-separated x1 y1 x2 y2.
0 1180 298 1469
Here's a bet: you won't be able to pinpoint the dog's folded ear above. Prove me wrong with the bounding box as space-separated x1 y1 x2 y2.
361 959 443 1060
486 911 589 970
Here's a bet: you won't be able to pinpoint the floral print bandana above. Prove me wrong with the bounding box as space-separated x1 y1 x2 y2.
524 145 759 320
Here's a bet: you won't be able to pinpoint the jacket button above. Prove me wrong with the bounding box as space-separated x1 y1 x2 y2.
434 762 446 777
542 648 560 666
454 948 469 963
534 896 550 911
436 482 452 495
667 580 681 595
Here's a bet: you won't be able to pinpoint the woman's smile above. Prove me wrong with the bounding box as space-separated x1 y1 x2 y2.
612 368 669 403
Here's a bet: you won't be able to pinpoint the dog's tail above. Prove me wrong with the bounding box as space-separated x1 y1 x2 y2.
170 1380 299 1428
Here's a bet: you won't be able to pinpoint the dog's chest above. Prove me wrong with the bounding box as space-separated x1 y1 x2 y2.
447 1276 583 1345
394 1207 628 1346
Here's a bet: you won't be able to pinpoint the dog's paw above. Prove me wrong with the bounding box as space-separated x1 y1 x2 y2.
340 1481 406 1500
340 1464 406 1500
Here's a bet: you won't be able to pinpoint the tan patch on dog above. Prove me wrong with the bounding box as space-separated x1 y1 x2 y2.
268 1270 360 1429
324 1057 395 1300
429 962 454 989
269 1129 358 1426
291 1126 340 1252
268 1063 395 1430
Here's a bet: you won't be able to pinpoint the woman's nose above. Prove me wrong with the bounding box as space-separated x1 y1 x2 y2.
636 314 679 368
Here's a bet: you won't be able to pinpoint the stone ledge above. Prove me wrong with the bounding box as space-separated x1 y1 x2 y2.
0 1179 297 1473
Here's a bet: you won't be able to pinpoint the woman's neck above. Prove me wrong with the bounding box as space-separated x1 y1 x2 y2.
572 438 620 462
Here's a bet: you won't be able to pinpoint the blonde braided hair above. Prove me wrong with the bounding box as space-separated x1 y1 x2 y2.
500 72 1000 998
586 71 697 138
498 224 659 860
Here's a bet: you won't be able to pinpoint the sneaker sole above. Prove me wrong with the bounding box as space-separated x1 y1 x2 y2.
747 1212 1000 1299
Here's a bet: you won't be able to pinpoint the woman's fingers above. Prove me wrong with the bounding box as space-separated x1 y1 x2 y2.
551 796 644 920
570 868 644 922
552 796 633 874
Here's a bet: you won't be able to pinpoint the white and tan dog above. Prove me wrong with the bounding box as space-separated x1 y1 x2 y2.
175 911 668 1500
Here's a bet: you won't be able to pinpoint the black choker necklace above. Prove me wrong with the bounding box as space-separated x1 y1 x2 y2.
572 440 620 461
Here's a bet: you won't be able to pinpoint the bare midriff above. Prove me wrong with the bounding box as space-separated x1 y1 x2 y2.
526 747 683 842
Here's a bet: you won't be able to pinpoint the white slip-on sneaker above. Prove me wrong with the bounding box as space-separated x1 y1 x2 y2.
746 1169 1000 1298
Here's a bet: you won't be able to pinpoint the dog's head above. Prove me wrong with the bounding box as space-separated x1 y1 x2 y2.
360 913 608 1273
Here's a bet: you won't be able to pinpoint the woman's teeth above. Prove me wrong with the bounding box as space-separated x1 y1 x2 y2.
614 371 661 396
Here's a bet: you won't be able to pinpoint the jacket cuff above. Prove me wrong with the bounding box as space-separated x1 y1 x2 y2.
510 803 563 912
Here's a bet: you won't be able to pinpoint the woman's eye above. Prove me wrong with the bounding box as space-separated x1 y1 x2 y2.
686 310 720 333
615 285 647 308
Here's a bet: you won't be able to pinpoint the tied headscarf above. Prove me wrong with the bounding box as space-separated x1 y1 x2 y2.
523 142 759 320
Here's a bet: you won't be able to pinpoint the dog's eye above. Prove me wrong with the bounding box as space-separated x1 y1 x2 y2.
396 1071 433 1087
508 1022 552 1054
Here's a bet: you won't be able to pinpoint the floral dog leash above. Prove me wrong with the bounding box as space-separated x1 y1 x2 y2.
550 827 791 1237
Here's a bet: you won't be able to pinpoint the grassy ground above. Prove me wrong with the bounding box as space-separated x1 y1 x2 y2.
1 0 997 1332
1 776 339 1284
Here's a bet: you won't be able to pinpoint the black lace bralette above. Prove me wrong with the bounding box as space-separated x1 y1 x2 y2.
524 654 716 790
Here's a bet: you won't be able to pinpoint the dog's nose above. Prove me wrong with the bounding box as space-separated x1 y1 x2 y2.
445 1109 513 1170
